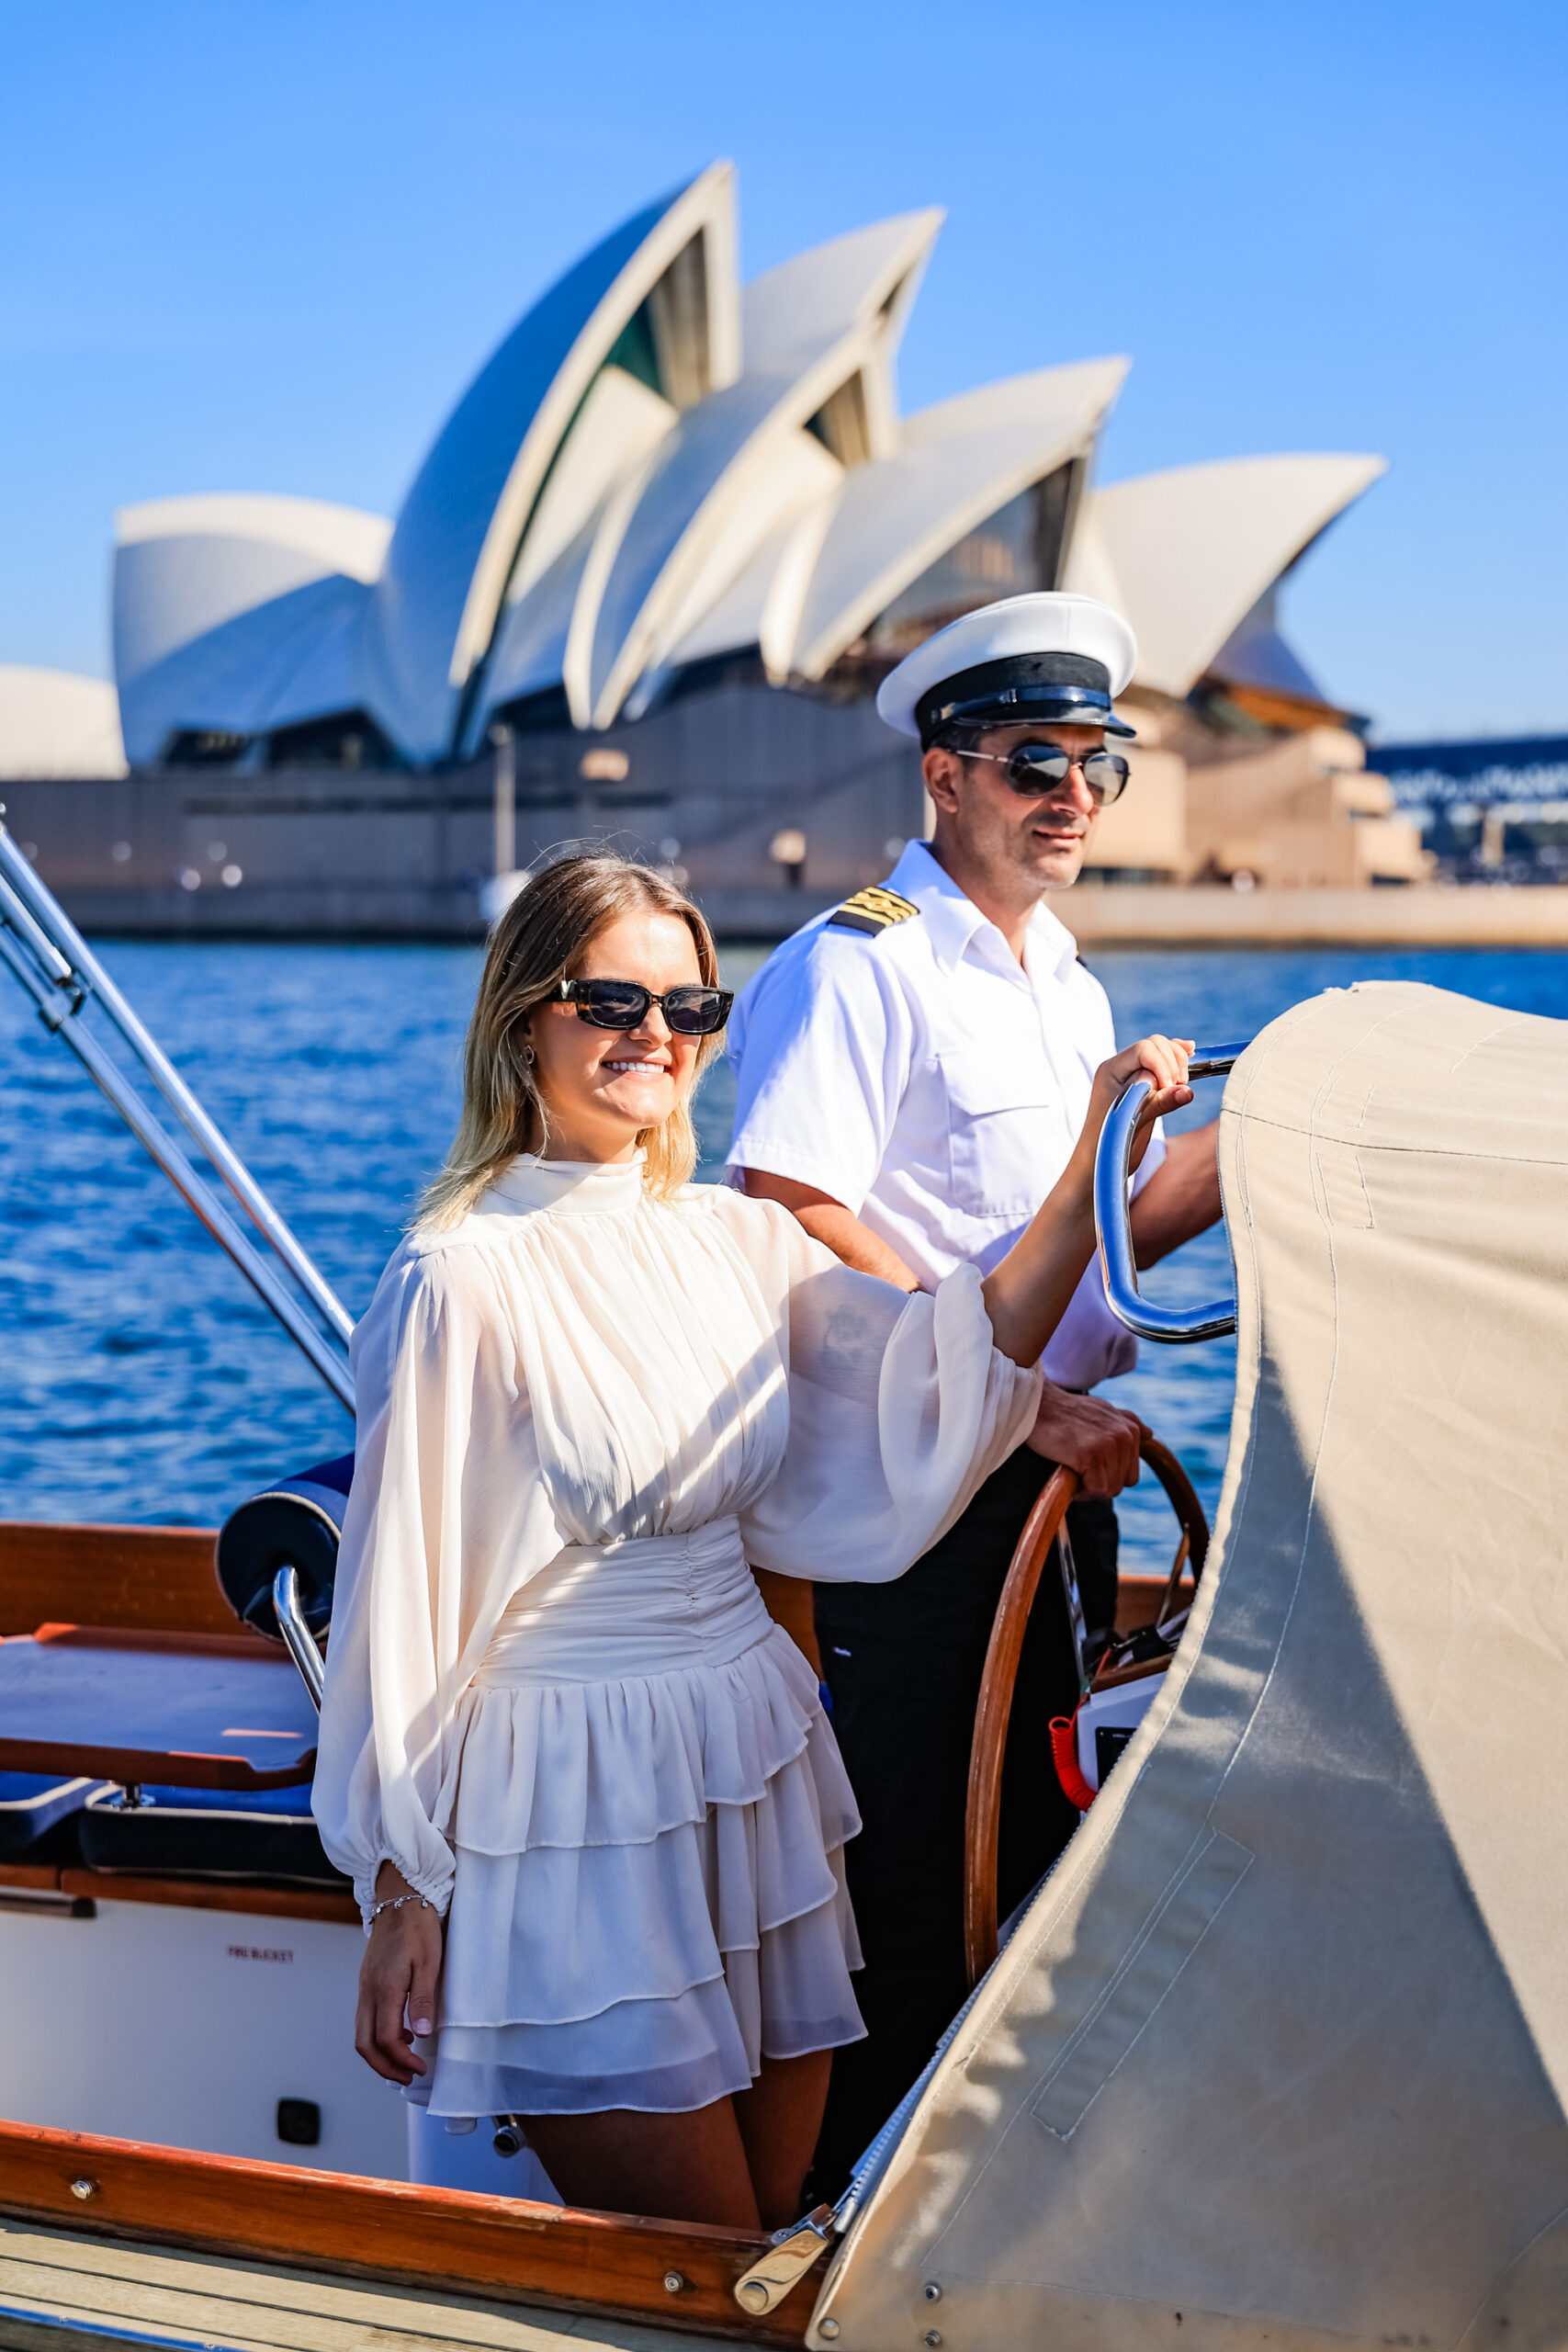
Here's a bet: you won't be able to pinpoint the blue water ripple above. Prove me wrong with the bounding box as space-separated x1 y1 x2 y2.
6 936 1568 1563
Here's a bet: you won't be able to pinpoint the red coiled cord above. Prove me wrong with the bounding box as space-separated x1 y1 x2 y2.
1050 1709 1098 1813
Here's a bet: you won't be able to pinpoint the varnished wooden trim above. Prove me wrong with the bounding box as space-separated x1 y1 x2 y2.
1137 1437 1212 1585
58 1872 359 1927
963 1465 1077 1989
1090 1651 1180 1695
28 1624 269 1660
0 1859 356 1925
0 1525 236 1641
0 1735 314 1794
1116 1572 1197 1635
964 1439 1213 1985
0 2122 813 2344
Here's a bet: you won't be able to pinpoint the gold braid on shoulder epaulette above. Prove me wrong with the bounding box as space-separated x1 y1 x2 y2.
826 886 919 937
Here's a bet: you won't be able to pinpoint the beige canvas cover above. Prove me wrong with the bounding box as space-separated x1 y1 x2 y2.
812 983 1568 2352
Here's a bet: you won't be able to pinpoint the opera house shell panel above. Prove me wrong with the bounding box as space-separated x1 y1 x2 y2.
2 162 1394 931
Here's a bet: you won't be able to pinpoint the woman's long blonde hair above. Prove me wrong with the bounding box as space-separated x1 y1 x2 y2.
419 854 725 1230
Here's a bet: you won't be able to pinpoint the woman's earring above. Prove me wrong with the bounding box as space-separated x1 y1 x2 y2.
521 1045 536 1069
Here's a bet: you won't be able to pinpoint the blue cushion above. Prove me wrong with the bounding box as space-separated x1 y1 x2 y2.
0 1770 107 1854
79 1781 346 1886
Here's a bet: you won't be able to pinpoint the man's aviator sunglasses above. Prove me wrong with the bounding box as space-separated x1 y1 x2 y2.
558 977 734 1036
964 743 1131 806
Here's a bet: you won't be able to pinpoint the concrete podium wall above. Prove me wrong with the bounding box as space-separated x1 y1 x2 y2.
0 680 926 940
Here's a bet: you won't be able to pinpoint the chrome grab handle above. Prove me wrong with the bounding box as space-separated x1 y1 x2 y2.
1093 1042 1248 1344
272 1566 325 1711
0 819 355 1412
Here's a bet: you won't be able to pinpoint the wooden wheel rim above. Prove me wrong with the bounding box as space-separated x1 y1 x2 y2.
962 1438 1211 1989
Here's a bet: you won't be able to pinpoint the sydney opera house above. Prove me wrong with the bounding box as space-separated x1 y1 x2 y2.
1 163 1427 931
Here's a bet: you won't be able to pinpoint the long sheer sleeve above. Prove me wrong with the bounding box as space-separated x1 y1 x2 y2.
312 1237 565 1920
718 1194 1043 1583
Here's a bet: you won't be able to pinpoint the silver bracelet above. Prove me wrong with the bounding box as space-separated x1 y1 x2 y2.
364 1890 435 1936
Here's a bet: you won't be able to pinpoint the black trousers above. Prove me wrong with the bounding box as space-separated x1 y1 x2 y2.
810 1445 1118 2198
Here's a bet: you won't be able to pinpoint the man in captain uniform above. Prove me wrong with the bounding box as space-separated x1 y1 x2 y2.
724 591 1223 2189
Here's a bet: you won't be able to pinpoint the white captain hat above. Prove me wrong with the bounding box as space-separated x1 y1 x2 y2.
876 591 1138 748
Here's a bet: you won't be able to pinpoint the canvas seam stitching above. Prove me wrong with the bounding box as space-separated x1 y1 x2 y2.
1447 1009 1526 1076
1024 1827 1223 2103
1218 1113 1567 1170
1032 1834 1254 2140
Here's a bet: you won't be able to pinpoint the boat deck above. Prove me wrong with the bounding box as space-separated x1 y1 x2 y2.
0 2213 720 2352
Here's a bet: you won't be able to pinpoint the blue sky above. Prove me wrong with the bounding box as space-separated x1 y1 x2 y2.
0 0 1562 739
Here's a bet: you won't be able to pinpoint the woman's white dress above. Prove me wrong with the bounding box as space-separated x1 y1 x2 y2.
313 1155 1040 2118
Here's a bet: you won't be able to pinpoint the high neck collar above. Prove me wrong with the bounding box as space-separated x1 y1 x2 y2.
486 1152 647 1217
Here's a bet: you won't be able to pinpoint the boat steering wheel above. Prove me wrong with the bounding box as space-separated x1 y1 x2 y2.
963 1436 1211 1988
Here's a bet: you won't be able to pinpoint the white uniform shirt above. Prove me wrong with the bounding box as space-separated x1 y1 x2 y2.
725 840 1163 1391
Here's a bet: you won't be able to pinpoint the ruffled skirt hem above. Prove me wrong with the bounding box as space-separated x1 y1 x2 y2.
421 1620 866 2117
413 1948 868 2119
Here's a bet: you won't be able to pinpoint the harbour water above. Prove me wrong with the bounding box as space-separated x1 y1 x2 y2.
6 938 1568 1579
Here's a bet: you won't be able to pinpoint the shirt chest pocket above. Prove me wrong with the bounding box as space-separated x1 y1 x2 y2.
939 1053 1077 1220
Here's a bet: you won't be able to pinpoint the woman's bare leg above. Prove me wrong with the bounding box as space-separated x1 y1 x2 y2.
520 2101 761 2228
733 2051 833 2231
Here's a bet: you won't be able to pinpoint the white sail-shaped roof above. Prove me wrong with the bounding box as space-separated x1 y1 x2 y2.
118 576 372 761
360 164 739 763
812 980 1568 2352
0 666 126 778
1063 452 1387 696
628 430 842 692
503 367 677 611
473 508 610 732
571 209 944 728
743 210 939 372
113 493 389 684
787 358 1127 681
666 359 1124 685
742 209 942 462
662 491 837 678
112 494 391 765
463 205 951 739
579 371 848 728
104 171 1385 767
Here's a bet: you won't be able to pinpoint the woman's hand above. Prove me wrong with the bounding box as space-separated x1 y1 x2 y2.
355 1862 445 2086
1079 1035 1195 1178
982 1035 1194 1370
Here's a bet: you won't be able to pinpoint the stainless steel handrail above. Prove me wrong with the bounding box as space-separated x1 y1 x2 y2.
1093 1042 1249 1344
0 820 355 1411
272 1566 326 1710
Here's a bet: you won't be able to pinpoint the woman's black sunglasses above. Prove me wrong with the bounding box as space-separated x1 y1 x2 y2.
558 977 734 1036
966 744 1131 806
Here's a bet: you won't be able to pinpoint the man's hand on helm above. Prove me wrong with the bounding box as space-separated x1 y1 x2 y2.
1026 1383 1148 1498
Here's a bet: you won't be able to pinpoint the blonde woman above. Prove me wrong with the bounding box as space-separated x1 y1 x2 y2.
313 853 1190 2230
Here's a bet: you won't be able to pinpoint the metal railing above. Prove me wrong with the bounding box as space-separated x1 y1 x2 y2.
272 1566 326 1708
1093 1043 1248 1344
0 820 355 1412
